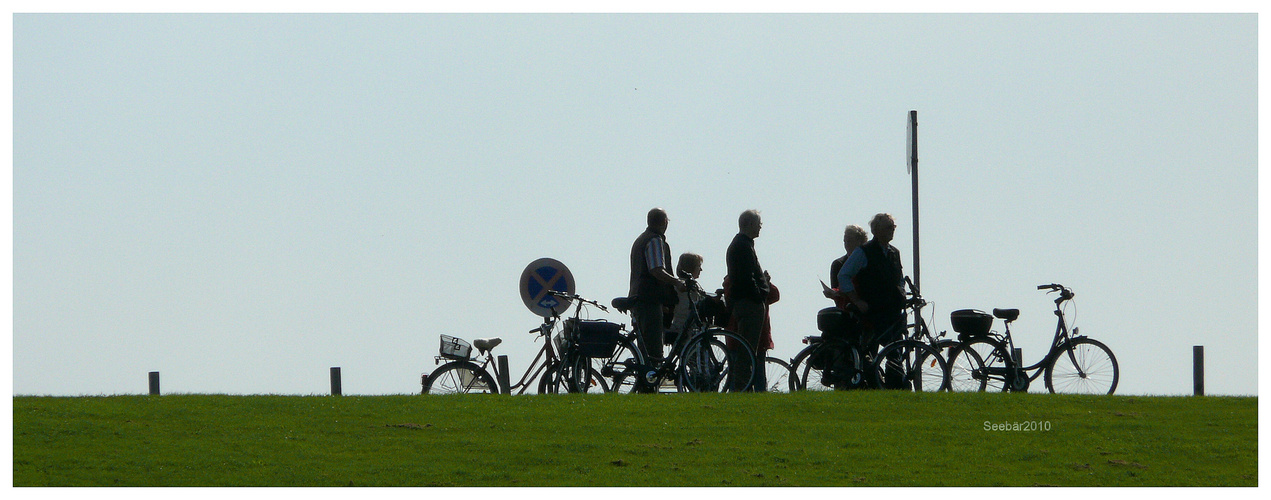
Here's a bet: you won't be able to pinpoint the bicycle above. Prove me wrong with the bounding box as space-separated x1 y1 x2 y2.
946 283 1119 394
420 290 610 395
789 276 950 392
605 278 757 393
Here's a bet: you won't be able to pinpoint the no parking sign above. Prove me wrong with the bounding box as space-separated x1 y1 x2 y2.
519 258 576 318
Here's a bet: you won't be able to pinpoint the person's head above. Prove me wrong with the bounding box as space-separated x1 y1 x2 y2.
843 224 868 253
647 208 669 234
676 252 703 280
739 209 762 238
869 213 897 244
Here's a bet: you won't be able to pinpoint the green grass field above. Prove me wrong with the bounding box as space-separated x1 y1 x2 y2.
12 391 1256 487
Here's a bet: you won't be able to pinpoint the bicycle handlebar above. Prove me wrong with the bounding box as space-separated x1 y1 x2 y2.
1037 283 1075 302
545 290 609 312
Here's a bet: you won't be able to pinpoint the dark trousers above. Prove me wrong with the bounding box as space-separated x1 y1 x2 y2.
731 298 765 391
633 300 665 364
868 311 907 389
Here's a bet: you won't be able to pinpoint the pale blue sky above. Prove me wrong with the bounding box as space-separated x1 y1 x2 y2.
11 13 1258 396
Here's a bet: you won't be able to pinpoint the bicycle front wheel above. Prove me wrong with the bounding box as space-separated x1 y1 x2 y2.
762 356 793 393
873 340 948 392
1045 337 1119 395
678 329 755 392
598 337 646 394
423 361 498 395
539 356 610 394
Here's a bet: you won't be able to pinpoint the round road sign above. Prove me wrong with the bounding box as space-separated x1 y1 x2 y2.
519 258 576 318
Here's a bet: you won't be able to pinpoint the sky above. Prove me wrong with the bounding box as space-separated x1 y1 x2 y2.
9 11 1260 397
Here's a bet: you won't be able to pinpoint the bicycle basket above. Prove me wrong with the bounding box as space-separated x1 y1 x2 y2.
950 309 993 338
438 335 473 361
567 319 623 358
553 331 570 356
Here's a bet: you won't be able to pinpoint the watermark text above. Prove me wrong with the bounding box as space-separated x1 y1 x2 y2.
983 421 1052 432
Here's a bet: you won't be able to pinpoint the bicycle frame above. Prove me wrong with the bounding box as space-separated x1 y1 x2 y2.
981 287 1086 386
876 277 946 349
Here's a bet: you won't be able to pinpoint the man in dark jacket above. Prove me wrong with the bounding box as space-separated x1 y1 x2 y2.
726 209 768 391
629 208 685 367
840 213 908 388
847 213 906 337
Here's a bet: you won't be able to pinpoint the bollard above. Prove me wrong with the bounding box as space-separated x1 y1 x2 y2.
330 367 342 396
149 371 160 396
497 355 511 395
1193 346 1204 396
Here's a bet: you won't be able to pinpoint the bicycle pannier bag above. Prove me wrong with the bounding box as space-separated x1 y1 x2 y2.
569 319 623 358
810 343 844 371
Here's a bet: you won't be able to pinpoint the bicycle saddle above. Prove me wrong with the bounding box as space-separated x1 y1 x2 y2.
473 338 502 353
993 308 1020 322
611 297 636 313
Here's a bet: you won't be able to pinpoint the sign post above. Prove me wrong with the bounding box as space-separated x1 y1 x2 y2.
908 110 920 294
907 111 923 344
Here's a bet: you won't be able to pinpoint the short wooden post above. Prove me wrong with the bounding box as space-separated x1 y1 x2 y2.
1193 346 1204 396
148 371 160 396
497 355 511 395
330 367 342 396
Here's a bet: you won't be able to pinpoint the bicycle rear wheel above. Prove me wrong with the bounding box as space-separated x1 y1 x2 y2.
946 342 986 392
793 341 867 391
787 343 816 391
948 339 1008 392
597 337 646 394
1045 337 1119 395
873 340 948 392
422 361 498 395
677 329 755 392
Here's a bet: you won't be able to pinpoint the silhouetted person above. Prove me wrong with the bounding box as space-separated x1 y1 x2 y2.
726 209 769 391
629 208 685 375
838 213 907 388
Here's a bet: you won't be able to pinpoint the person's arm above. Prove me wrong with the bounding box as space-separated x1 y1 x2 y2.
651 266 684 290
835 248 869 312
646 238 685 291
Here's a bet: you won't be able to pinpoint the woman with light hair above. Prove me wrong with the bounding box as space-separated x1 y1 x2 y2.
668 252 706 340
823 224 868 307
831 224 868 289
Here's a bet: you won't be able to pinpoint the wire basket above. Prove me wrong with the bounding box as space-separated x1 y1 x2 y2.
439 335 473 361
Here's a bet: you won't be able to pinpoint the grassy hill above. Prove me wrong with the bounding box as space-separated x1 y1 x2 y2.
12 391 1256 487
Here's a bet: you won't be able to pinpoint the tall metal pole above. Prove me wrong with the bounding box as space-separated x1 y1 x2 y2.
909 110 920 293
907 110 923 347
